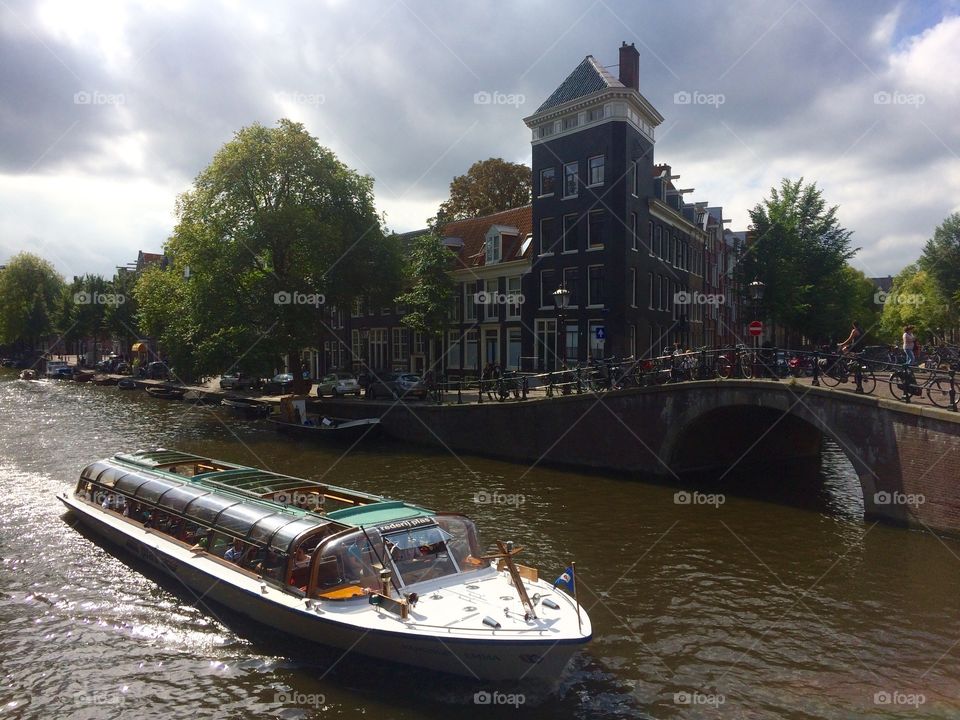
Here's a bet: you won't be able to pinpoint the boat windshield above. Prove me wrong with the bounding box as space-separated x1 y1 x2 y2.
383 524 458 586
313 528 388 597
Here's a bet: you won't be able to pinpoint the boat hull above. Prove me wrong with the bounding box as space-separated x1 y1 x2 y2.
59 493 586 682
268 418 381 443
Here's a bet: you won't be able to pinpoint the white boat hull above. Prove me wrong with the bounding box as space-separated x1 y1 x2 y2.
59 493 590 682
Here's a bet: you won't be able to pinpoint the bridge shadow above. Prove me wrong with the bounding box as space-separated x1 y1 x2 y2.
667 404 865 520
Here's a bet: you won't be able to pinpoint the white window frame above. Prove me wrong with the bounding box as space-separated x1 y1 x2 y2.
562 214 578 253
587 155 604 187
539 217 556 255
506 276 522 320
465 282 477 321
539 167 555 197
587 264 603 308
587 210 604 250
485 231 502 265
630 268 637 308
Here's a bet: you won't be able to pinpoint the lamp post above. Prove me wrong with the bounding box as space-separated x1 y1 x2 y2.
552 283 571 370
748 279 765 345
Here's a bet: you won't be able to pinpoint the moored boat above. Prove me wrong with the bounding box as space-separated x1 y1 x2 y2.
73 369 95 383
117 378 138 390
93 375 120 386
268 416 381 442
18 369 36 380
221 396 270 418
58 449 591 681
145 385 186 400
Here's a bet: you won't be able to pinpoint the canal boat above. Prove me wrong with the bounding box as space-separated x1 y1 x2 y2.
93 375 119 386
268 416 381 443
117 378 138 390
45 360 70 379
58 450 590 681
73 369 95 383
221 396 271 418
18 369 37 380
145 385 186 400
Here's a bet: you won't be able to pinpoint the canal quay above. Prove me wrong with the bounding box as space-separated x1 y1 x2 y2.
3 370 960 719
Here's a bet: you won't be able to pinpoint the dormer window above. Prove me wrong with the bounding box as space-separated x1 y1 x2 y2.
485 231 502 265
587 106 605 122
563 115 579 130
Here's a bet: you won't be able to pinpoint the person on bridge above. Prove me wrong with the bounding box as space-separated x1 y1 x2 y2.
840 321 864 354
903 325 916 365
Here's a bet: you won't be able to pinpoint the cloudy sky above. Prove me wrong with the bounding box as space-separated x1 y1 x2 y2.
1 0 958 280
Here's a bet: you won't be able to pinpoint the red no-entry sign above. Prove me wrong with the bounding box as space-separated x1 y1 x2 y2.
748 320 763 337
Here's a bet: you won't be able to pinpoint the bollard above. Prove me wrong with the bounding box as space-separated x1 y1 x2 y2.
457 379 463 405
478 378 483 404
521 375 528 400
854 360 864 393
812 351 820 386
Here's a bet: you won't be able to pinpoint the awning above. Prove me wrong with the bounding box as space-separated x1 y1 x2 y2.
132 342 147 352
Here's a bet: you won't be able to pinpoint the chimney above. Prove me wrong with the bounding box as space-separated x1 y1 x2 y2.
619 41 639 90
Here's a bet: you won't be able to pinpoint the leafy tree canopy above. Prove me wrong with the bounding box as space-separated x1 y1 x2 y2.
0 252 65 350
431 158 531 230
396 232 457 342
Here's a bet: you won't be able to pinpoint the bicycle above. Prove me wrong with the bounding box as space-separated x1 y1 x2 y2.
717 347 753 379
887 364 955 407
493 371 523 401
819 350 877 394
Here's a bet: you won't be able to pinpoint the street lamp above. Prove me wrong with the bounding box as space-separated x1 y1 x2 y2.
748 279 765 302
552 284 571 369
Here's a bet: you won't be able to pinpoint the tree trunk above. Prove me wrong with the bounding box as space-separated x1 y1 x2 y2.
289 349 310 395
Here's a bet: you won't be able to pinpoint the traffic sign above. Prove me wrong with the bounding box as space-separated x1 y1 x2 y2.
595 326 606 340
748 320 763 337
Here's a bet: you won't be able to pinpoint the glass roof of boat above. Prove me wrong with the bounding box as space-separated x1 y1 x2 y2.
325 501 434 526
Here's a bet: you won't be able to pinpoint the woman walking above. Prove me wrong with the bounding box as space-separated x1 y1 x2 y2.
903 325 916 366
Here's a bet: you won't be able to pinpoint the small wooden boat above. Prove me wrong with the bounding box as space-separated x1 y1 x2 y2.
93 375 119 386
268 416 381 442
117 378 138 390
18 369 36 380
58 449 590 681
73 369 95 383
145 385 186 400
182 389 220 405
221 396 270 417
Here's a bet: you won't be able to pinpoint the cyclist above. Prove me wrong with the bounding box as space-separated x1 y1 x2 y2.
839 321 864 354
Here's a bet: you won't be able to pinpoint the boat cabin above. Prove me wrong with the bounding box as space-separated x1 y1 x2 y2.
73 451 485 600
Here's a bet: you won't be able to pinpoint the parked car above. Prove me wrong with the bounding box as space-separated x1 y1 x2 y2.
261 372 295 395
316 372 361 397
367 372 428 400
143 361 170 380
219 372 262 391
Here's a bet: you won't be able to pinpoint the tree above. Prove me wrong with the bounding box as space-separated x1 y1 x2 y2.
919 212 960 304
58 274 112 364
879 265 951 343
739 178 857 343
431 158 531 230
163 119 401 388
134 265 195 379
395 233 457 371
0 252 65 354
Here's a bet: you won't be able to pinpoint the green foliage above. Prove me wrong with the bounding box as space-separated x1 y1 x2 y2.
918 212 960 313
431 158 531 230
0 252 65 349
134 266 196 378
740 178 857 342
396 233 456 341
879 265 951 341
161 118 400 380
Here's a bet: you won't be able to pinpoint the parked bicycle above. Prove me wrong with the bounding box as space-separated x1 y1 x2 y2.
819 349 877 394
887 364 955 407
717 346 753 379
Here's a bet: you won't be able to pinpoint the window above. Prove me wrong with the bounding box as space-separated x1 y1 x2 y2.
562 214 578 253
588 265 603 306
369 329 387 369
563 115 578 130
630 325 637 359
648 221 654 256
588 211 604 249
655 226 662 257
631 268 637 307
648 272 654 308
351 299 362 318
507 276 522 320
588 156 604 186
534 319 557 371
628 161 636 196
656 274 663 310
539 124 554 138
507 328 522 370
465 282 477 321
391 328 407 362
563 267 578 307
351 330 361 363
540 217 557 255
482 280 498 322
413 331 425 355
631 212 638 251
540 270 555 308
381 305 391 315
540 168 555 196
589 320 605 359
464 329 479 372
632 162 640 197
565 322 579 364
588 106 604 122
563 162 578 197
447 331 461 369
485 233 501 264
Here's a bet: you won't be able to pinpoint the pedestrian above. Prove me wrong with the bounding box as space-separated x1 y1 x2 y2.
903 325 916 366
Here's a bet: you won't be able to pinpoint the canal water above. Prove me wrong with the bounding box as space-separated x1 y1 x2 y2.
1 372 959 719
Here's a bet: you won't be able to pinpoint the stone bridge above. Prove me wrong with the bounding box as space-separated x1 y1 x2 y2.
324 380 960 534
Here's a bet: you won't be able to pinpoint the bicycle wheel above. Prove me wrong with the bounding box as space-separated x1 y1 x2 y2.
717 357 733 379
820 360 842 387
887 371 911 401
740 354 754 379
858 369 877 395
927 376 956 408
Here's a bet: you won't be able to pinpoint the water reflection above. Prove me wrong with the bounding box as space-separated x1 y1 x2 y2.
2 372 960 718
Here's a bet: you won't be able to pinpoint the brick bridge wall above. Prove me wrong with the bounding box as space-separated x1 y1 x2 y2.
320 381 960 534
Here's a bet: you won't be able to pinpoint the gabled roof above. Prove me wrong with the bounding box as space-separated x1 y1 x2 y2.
441 205 533 271
535 55 624 113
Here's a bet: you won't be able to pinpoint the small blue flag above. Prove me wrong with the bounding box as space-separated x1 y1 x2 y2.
553 566 575 592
